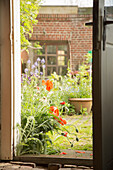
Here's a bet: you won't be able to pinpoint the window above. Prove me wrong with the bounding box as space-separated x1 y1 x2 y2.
32 42 69 76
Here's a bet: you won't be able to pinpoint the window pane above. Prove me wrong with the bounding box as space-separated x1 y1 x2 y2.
47 45 56 54
47 67 56 75
58 45 67 55
58 66 67 75
47 56 57 65
58 56 67 65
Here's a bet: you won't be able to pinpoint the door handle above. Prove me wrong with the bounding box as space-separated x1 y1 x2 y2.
85 22 93 26
104 20 113 25
85 12 113 50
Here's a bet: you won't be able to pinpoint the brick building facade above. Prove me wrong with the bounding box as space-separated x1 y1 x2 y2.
29 6 93 75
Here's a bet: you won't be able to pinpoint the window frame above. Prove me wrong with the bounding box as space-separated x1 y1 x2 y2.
32 41 70 76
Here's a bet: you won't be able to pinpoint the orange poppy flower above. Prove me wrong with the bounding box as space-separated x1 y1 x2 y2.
60 101 65 105
60 152 67 155
36 86 39 90
49 106 59 117
76 151 85 154
58 117 67 125
42 80 46 85
62 119 67 125
62 131 68 137
42 79 53 91
46 80 53 91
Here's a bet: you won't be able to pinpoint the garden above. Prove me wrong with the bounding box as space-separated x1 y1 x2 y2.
17 52 92 158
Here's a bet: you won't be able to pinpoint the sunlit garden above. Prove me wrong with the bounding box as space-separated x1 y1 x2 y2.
17 52 92 157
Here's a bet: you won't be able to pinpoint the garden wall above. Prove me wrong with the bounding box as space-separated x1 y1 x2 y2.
29 6 93 70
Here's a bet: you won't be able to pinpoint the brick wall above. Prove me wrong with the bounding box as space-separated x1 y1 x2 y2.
29 8 92 71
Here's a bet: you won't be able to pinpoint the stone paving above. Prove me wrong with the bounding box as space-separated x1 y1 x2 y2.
0 162 93 170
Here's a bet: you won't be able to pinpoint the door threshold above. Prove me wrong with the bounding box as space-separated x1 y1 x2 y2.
14 155 93 167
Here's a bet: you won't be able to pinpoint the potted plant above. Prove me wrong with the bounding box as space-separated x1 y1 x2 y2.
68 53 92 114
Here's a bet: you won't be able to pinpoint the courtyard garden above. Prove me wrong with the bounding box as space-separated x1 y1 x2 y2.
17 52 92 157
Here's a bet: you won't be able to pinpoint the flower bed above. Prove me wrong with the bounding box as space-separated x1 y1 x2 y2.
17 53 92 155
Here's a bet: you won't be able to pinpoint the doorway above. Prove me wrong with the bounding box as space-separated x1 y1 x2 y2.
19 0 93 165
1 0 113 170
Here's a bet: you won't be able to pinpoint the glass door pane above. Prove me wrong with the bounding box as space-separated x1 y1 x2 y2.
105 0 113 19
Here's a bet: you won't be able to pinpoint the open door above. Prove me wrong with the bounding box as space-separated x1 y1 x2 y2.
93 0 113 169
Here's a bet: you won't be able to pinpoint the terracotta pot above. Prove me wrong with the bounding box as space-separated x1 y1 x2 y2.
68 98 92 114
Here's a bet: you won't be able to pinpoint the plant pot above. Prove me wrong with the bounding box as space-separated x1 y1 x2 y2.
68 98 92 114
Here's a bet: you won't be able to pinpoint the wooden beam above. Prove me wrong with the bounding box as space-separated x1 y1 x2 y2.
0 0 13 160
0 0 21 160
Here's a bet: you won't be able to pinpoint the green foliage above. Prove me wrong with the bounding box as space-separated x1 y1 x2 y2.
47 114 92 151
67 54 92 98
18 53 92 155
18 59 78 155
80 107 88 115
20 0 41 49
49 53 92 100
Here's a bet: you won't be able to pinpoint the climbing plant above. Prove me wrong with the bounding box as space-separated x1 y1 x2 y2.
20 0 42 49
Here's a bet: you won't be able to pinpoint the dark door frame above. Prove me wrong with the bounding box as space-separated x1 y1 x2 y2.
93 0 102 169
93 0 113 169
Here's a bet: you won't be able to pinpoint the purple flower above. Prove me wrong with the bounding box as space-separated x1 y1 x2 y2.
34 61 38 67
26 1 31 4
42 65 46 69
37 57 41 62
28 76 31 82
27 59 31 64
41 58 45 64
31 65 35 69
35 69 38 74
21 77 23 83
27 81 30 85
34 73 39 78
24 68 28 73
40 72 43 75
30 72 33 76
24 74 27 78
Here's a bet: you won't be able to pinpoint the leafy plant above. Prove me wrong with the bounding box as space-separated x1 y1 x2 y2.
47 114 92 152
68 54 92 98
49 53 92 100
18 58 79 155
80 107 88 115
20 0 42 49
